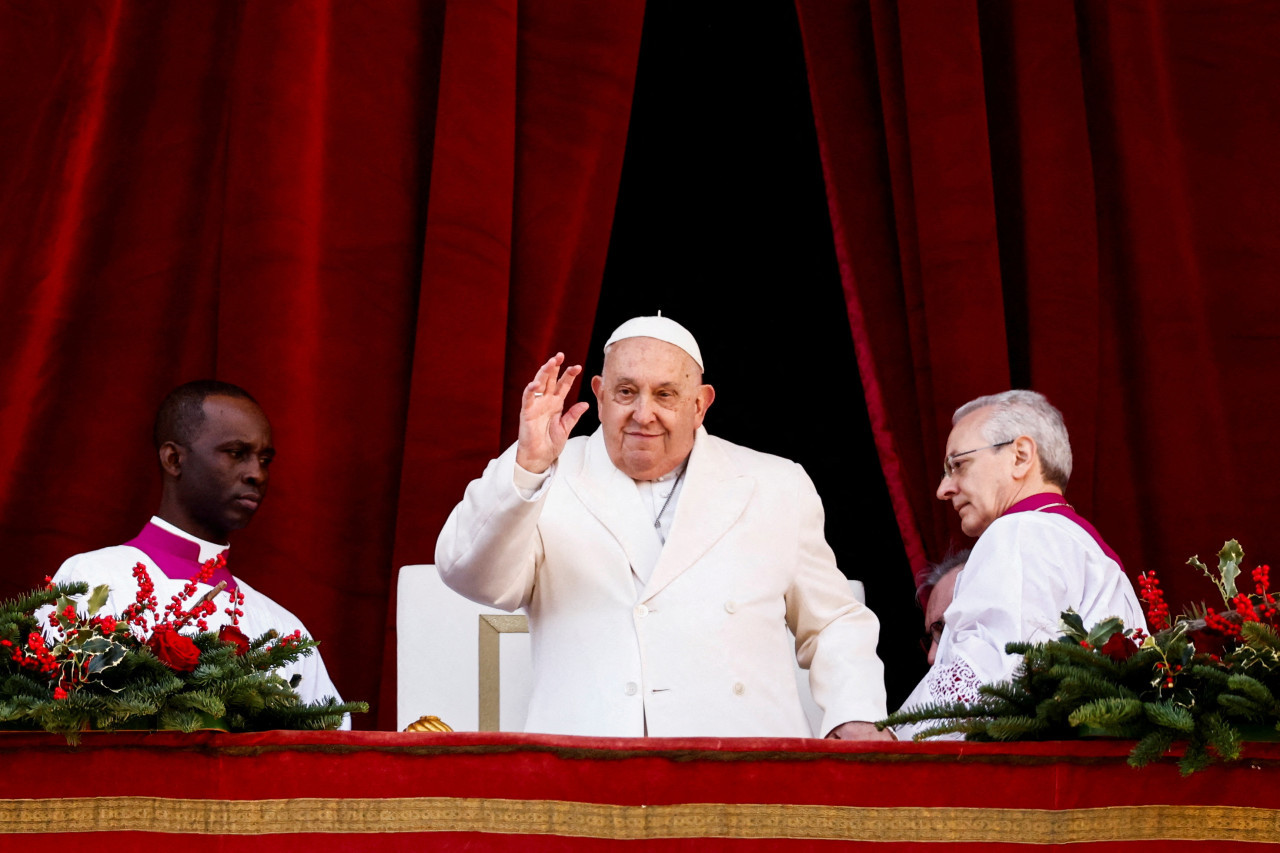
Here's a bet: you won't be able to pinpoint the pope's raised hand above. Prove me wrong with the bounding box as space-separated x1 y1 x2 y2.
516 353 589 474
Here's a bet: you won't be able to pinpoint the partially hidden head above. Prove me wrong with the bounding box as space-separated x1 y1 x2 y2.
936 390 1071 537
154 380 274 543
590 316 715 481
918 549 969 666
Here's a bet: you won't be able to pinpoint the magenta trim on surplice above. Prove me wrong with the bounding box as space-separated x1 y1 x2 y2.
123 522 237 592
1001 493 1125 570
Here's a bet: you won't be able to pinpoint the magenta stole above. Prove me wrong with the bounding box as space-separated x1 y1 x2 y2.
1001 493 1125 570
123 522 238 592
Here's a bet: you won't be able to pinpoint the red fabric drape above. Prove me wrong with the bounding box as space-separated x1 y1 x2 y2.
9 732 1280 848
797 0 1280 609
0 0 644 729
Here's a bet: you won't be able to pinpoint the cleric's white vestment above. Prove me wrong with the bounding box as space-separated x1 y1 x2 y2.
436 427 887 738
895 506 1146 740
51 518 348 727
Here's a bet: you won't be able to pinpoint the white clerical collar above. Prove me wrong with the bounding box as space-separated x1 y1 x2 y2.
647 459 688 484
149 516 230 564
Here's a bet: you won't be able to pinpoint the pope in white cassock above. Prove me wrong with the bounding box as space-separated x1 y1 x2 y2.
894 390 1147 739
49 381 347 725
435 316 891 739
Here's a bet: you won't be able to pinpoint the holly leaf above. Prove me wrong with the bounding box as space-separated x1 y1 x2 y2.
1218 539 1243 600
1059 610 1087 640
52 595 78 630
86 584 110 617
1086 617 1126 648
85 641 127 675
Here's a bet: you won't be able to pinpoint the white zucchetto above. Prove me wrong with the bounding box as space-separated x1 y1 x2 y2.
604 315 704 371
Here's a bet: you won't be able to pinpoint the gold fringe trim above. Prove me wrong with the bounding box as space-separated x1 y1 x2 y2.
3 798 1280 841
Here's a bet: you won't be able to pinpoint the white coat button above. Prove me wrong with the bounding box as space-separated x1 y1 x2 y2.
733 682 746 696
625 682 638 696
724 601 737 614
635 604 649 618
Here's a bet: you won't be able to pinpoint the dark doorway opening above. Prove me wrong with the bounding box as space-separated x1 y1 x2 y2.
584 0 924 707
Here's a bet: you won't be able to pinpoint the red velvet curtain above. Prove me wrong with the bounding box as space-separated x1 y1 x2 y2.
6 0 1278 728
0 0 644 729
797 0 1280 609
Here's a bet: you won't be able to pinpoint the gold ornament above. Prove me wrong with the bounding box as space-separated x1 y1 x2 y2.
404 714 454 733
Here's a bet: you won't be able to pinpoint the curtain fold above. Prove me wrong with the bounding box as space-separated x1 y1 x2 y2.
797 0 1280 609
0 0 645 729
387 0 645 726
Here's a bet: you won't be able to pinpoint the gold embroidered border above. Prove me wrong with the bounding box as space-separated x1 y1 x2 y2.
3 798 1280 842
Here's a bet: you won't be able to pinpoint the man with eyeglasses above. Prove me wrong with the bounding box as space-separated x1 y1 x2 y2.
893 390 1145 739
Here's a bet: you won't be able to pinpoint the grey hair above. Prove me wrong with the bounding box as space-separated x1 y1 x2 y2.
953 390 1072 488
916 549 970 598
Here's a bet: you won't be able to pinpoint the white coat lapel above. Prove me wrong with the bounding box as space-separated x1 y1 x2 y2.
641 429 754 601
562 429 662 580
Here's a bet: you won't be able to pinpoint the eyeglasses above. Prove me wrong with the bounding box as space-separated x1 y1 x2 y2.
918 619 946 655
942 440 1013 479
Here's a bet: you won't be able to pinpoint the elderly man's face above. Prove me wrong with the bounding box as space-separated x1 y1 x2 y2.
923 566 961 665
936 407 1018 537
590 337 714 480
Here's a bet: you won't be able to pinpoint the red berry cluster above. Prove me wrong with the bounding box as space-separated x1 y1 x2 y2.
154 554 231 633
224 587 245 627
1138 571 1170 632
267 629 304 653
120 562 159 629
1252 564 1278 622
1155 659 1183 689
44 602 78 630
1204 606 1241 639
5 632 60 679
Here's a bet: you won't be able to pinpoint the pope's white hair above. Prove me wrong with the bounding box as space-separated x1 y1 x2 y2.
953 390 1072 488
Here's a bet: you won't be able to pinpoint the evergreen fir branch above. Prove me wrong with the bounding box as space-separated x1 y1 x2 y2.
1201 711 1242 763
985 715 1052 741
976 681 1036 709
881 700 984 729
236 632 320 670
1225 673 1277 709
1179 737 1212 776
1241 621 1280 653
1 582 89 620
1128 728 1177 768
1143 700 1196 732
3 671 51 697
157 707 211 733
89 694 166 729
164 690 227 718
244 697 368 732
1044 641 1126 676
1032 696 1082 732
1189 663 1232 687
901 719 984 741
1067 697 1143 729
1218 694 1268 721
